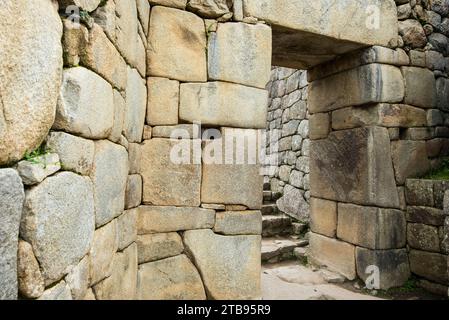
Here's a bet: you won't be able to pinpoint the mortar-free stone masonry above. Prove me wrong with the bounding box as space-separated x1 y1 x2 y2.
0 0 448 300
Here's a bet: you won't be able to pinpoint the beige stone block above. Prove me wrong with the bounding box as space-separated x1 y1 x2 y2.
124 67 147 143
137 232 184 264
402 67 436 109
146 77 179 126
391 140 430 185
117 209 138 251
309 64 404 114
310 198 337 238
138 206 215 234
337 203 406 250
309 113 330 140
141 139 201 206
90 220 118 285
147 6 207 81
308 232 356 280
214 211 262 235
208 22 272 89
183 229 261 299
180 82 268 129
125 175 142 210
138 254 206 300
149 0 187 9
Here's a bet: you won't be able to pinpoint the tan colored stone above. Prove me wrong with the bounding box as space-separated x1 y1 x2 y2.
89 220 118 285
137 232 184 264
138 254 206 300
128 143 141 174
136 0 151 35
38 281 72 300
0 0 62 165
65 255 90 300
141 139 201 206
109 90 126 143
17 240 44 299
59 0 102 12
402 67 437 109
309 64 404 114
149 0 187 9
138 206 215 234
54 67 114 139
124 67 147 143
391 140 430 185
125 175 142 210
331 104 427 130
214 211 262 235
146 77 179 126
117 209 138 251
147 6 207 81
183 229 261 299
188 0 231 18
309 198 337 238
201 128 264 209
180 82 268 129
310 127 400 208
152 124 201 139
208 22 272 89
309 113 330 140
90 140 128 227
93 243 138 300
337 203 406 250
308 232 356 280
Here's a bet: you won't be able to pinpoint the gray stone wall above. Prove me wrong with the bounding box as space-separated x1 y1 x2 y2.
264 68 310 222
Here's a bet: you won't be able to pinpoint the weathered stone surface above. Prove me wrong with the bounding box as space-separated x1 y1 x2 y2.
309 64 404 114
54 67 114 139
137 232 184 264
337 203 406 249
356 248 410 290
149 0 187 8
214 211 262 235
117 209 138 251
20 172 94 286
184 229 261 299
332 104 427 130
405 179 434 207
125 175 142 210
310 127 400 208
276 185 309 221
109 90 126 143
0 169 24 300
308 232 356 280
202 128 264 209
152 124 201 139
128 143 141 174
402 67 436 109
141 139 201 206
188 0 232 18
90 140 128 227
147 6 207 81
63 21 127 90
407 223 440 253
406 206 446 226
309 113 330 140
208 22 271 89
409 250 448 284
94 243 138 300
391 140 430 185
436 77 449 111
0 0 62 165
17 153 61 186
89 219 118 285
146 77 179 126
46 132 95 176
138 206 215 234
136 0 151 34
124 67 147 143
180 82 268 128
38 281 72 300
310 198 337 238
399 19 427 48
59 0 101 12
17 240 44 299
65 255 90 300
138 254 206 300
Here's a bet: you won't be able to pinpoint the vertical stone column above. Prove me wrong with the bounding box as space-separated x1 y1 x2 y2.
138 5 272 299
307 46 416 289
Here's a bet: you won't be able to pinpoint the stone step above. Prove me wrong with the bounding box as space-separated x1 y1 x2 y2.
261 203 279 216
262 237 309 264
262 215 292 237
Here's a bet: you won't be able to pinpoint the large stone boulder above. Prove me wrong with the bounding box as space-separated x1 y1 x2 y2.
0 169 25 299
0 0 62 165
183 229 261 300
20 172 95 286
138 254 206 300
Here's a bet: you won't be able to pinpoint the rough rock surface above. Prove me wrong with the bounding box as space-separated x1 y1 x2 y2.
17 240 45 299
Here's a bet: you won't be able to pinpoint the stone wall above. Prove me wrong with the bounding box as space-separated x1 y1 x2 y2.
405 179 449 295
264 68 310 222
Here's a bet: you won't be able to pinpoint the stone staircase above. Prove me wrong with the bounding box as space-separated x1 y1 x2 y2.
261 182 309 264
